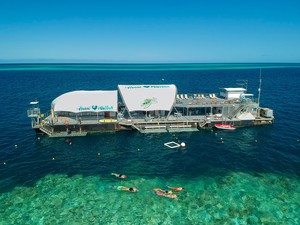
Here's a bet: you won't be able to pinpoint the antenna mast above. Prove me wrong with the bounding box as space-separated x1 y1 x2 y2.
237 80 248 93
257 68 262 107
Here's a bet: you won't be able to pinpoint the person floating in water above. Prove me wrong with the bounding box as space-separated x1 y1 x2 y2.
117 186 138 192
111 173 126 179
165 185 184 191
153 188 177 199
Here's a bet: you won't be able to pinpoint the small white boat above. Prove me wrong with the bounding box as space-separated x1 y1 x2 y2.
214 123 236 130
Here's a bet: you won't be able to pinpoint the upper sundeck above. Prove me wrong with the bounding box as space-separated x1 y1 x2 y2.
175 93 256 108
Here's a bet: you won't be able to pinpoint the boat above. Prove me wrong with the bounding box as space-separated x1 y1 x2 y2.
214 123 236 130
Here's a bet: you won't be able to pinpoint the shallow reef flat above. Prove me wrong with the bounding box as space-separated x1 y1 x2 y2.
0 172 299 224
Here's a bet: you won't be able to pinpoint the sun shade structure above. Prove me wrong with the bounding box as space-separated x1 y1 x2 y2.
118 84 177 112
51 90 118 113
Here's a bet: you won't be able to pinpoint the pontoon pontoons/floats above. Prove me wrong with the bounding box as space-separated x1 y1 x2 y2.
27 84 274 137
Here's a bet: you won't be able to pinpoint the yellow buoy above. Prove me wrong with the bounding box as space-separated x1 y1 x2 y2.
97 153 101 156
3 162 6 165
52 157 55 160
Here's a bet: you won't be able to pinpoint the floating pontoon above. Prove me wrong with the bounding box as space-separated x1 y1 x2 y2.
27 83 274 137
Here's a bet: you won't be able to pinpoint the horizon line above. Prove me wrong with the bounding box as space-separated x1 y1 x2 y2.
1 61 300 65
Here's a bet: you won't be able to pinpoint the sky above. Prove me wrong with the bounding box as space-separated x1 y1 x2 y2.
0 0 300 63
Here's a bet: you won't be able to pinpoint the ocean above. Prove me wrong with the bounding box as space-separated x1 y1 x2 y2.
0 64 299 224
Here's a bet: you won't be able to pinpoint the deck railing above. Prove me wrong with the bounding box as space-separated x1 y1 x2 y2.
27 108 40 117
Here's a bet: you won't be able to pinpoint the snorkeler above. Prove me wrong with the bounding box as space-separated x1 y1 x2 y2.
153 188 177 199
111 173 127 179
117 186 138 192
165 185 184 191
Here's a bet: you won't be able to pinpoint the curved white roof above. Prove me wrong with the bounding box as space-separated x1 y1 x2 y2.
118 84 177 112
51 90 118 113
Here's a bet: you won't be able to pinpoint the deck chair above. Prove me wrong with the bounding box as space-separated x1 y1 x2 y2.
176 94 180 99
180 94 185 99
212 93 216 98
184 94 189 99
201 94 205 98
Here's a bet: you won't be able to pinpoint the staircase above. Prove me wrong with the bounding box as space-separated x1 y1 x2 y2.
198 120 208 128
131 124 141 132
39 125 53 136
228 104 247 119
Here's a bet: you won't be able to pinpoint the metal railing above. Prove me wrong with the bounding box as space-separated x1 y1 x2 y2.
27 108 40 117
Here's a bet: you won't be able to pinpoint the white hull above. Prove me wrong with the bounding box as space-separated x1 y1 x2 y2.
214 123 236 130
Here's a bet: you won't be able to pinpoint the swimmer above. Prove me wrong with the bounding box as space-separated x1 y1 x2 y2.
66 139 72 145
111 173 127 179
117 186 138 192
165 185 184 191
153 188 177 199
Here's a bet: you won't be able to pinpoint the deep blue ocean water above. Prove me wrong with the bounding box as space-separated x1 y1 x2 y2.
0 64 299 224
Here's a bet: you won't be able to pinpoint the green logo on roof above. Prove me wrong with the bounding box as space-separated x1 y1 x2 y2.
141 97 157 109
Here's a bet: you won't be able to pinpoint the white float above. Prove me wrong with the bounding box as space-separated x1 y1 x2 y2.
164 141 181 149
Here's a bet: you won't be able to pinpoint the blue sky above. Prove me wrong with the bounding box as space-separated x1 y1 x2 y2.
0 0 300 63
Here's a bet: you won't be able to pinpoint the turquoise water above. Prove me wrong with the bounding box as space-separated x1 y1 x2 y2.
0 63 300 71
1 173 298 224
0 64 299 224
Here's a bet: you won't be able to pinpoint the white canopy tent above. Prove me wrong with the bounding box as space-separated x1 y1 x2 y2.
118 85 177 116
51 90 118 113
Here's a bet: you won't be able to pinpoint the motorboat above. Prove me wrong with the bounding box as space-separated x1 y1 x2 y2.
214 123 236 130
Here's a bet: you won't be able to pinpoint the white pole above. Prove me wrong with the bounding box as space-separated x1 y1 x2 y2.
258 68 262 107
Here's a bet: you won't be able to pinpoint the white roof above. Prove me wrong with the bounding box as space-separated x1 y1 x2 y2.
223 88 246 92
118 84 177 112
51 90 118 113
241 94 254 97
